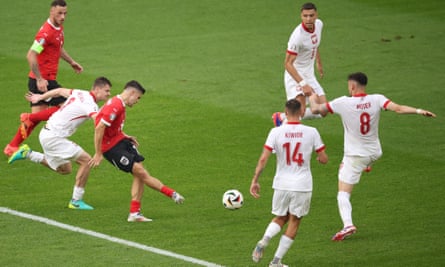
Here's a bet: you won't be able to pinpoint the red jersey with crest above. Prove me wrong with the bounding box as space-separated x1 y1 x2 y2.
29 19 64 80
95 95 127 152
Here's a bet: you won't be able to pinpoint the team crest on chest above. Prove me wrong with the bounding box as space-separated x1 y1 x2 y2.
311 34 318 45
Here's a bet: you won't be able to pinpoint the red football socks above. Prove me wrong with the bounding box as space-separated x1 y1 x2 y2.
160 185 175 198
9 128 25 148
130 200 141 213
29 106 59 122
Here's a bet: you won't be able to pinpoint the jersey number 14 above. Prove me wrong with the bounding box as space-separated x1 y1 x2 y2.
283 142 304 167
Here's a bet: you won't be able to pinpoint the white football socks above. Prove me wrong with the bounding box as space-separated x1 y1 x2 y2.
72 186 85 201
272 235 294 263
337 191 353 227
27 151 44 163
262 221 281 245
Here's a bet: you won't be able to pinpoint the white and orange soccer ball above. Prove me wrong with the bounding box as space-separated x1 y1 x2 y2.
222 189 244 210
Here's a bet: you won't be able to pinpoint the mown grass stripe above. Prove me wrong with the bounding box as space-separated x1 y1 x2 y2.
0 207 223 267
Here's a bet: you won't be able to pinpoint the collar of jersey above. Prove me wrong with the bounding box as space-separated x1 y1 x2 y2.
47 19 61 30
89 92 97 102
352 93 367 97
302 22 315 33
117 94 126 107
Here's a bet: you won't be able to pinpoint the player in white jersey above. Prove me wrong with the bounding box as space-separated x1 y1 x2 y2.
273 2 325 126
250 99 328 267
8 77 112 210
309 72 436 241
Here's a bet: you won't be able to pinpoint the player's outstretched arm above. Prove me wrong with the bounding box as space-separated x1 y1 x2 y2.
386 102 436 117
309 96 329 116
25 88 71 103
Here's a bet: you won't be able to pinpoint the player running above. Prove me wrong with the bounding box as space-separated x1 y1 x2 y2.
250 99 328 266
8 77 112 210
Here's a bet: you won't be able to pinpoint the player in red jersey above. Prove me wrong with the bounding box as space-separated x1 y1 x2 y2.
89 80 185 222
4 0 83 156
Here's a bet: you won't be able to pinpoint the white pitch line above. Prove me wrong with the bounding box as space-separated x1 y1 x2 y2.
0 207 223 267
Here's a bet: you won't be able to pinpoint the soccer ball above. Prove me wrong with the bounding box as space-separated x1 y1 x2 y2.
222 189 244 210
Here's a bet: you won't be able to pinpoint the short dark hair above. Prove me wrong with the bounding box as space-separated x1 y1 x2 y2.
51 0 67 7
301 2 317 11
124 80 146 94
285 99 302 115
93 76 112 88
348 72 368 86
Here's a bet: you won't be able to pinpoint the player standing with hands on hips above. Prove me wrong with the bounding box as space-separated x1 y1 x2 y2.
250 99 328 267
272 2 326 127
4 0 83 156
309 72 436 241
89 81 185 222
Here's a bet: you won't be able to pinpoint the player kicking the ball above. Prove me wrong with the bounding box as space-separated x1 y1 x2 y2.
89 80 184 222
309 72 436 241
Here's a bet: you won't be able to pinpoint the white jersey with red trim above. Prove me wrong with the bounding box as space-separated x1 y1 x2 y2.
326 93 391 158
285 19 323 80
46 89 98 138
264 122 325 192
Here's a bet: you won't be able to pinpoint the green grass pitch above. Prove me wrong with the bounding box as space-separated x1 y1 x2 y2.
1 0 444 266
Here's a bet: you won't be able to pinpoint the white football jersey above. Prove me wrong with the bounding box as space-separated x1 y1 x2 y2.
285 19 323 79
264 122 325 192
46 89 98 137
327 94 391 158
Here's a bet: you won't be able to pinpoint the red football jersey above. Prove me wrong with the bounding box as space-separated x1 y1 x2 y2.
95 95 127 152
29 19 64 80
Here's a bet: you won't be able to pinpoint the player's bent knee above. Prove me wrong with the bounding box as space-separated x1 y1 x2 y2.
56 163 72 175
75 152 92 165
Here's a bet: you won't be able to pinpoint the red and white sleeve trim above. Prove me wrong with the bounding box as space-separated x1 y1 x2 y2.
287 50 298 56
264 145 273 152
316 145 326 153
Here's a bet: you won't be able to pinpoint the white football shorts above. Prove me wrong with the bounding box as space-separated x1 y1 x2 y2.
284 74 325 100
272 189 312 218
338 155 376 185
39 128 84 171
